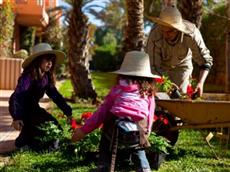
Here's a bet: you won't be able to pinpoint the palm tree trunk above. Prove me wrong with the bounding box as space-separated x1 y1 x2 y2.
68 0 97 101
178 0 203 28
122 0 145 54
225 0 230 92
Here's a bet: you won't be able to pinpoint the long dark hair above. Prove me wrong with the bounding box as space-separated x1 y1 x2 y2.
117 75 155 97
22 54 56 84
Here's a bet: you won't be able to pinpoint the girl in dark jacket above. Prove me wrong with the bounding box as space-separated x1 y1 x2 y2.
9 43 72 151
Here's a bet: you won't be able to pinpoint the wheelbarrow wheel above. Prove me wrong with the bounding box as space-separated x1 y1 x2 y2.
152 110 179 146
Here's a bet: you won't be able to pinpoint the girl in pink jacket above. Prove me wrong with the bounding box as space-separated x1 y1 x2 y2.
72 51 160 172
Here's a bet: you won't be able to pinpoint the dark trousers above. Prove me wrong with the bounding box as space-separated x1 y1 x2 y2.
15 108 60 151
98 133 150 172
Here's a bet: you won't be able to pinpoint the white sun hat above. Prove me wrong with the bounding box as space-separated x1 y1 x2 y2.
113 51 160 78
22 43 65 69
147 6 192 34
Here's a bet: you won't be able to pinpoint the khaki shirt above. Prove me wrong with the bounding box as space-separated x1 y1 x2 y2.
146 21 213 93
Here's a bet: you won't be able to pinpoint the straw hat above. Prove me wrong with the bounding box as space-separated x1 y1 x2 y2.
22 43 65 69
113 51 160 78
147 6 191 34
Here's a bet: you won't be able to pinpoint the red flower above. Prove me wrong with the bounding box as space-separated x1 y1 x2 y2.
187 84 193 97
153 114 169 125
154 115 159 121
71 119 77 129
81 112 93 121
79 111 103 129
154 77 164 84
163 118 169 125
71 119 82 129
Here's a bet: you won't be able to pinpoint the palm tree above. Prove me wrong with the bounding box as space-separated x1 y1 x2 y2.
67 0 97 101
178 0 203 28
225 0 230 92
122 0 145 54
89 0 125 43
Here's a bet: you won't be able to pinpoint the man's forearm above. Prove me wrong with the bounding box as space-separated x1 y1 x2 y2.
198 69 209 84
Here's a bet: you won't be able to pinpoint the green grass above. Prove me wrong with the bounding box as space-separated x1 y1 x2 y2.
2 130 229 172
1 72 230 172
159 130 230 172
91 71 117 98
58 72 117 99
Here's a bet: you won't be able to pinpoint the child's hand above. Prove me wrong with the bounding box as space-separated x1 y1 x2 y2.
67 116 72 125
72 128 86 142
12 120 24 130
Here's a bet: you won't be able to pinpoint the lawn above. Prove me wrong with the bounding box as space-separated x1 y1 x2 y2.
1 72 230 172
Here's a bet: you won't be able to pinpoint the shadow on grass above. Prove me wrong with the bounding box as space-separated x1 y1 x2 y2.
166 146 218 161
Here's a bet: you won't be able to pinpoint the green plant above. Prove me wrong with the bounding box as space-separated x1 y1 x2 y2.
20 26 36 52
0 0 14 57
13 49 28 59
148 132 171 154
43 21 63 50
36 121 63 144
74 129 101 157
155 75 173 93
91 45 118 71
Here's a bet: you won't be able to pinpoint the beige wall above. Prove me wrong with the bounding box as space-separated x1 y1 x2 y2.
0 58 22 90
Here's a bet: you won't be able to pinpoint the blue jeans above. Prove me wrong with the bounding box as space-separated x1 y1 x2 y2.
98 133 151 171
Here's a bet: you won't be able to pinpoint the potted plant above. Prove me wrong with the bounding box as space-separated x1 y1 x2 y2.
154 76 182 99
147 132 171 170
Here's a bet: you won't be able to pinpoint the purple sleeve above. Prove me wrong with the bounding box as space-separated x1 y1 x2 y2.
147 96 156 132
81 87 117 134
46 83 72 116
9 75 32 120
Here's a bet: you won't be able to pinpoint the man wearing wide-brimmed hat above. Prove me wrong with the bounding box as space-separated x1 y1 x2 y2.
146 6 213 96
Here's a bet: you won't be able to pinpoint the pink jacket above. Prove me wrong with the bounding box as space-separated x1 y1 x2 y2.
81 81 155 134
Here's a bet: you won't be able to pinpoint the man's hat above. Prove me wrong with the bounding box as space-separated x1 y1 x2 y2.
22 43 65 69
147 6 192 34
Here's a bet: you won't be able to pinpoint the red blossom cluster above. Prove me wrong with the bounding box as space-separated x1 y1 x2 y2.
154 77 164 84
81 112 93 122
70 112 102 130
186 84 194 98
70 112 93 130
71 119 81 129
154 76 198 99
154 114 169 125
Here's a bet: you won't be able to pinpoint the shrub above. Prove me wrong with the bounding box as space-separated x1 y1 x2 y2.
0 0 14 57
148 132 171 154
13 49 28 59
90 45 119 72
74 129 101 158
20 26 36 53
